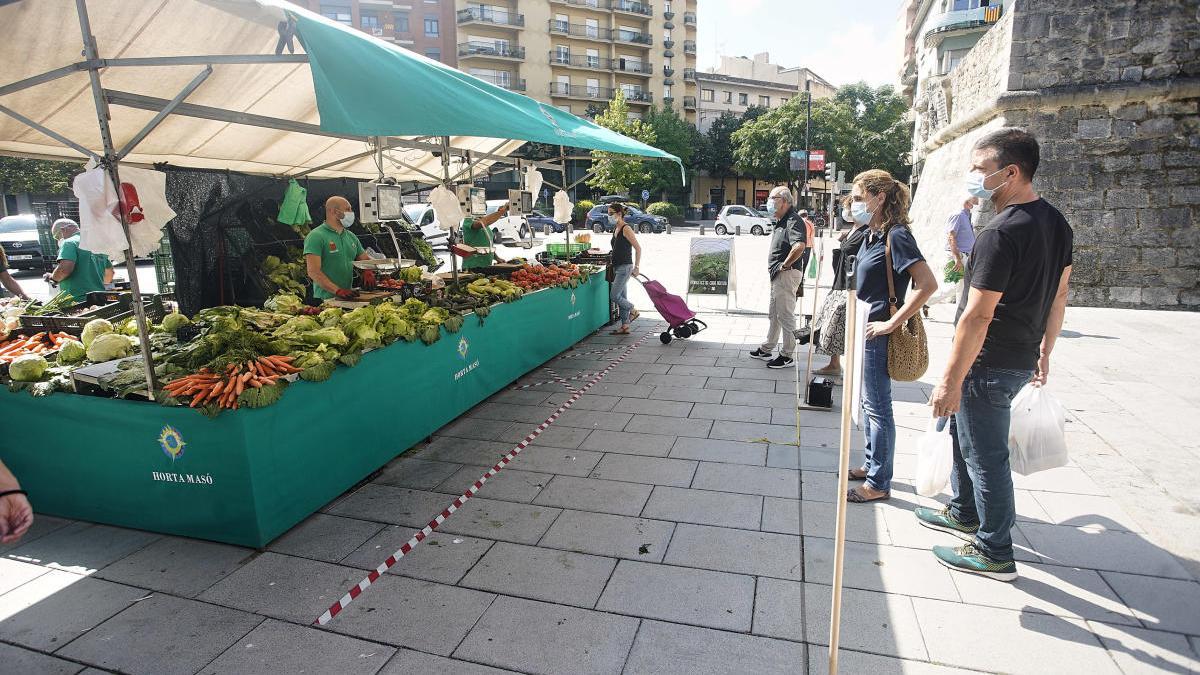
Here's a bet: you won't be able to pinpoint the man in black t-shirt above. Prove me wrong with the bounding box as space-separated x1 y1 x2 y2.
921 128 1073 582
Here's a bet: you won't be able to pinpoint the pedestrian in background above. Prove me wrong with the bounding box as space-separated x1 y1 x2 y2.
749 186 808 369
924 128 1073 581
0 248 31 301
846 170 937 503
607 203 642 335
948 196 979 324
813 195 870 376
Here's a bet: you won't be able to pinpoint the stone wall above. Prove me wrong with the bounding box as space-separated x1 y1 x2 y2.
948 8 1014 127
908 0 1200 310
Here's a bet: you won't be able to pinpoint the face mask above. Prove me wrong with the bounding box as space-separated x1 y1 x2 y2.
608 213 617 225
765 198 776 216
841 208 853 222
339 211 355 228
965 167 1009 200
850 200 872 225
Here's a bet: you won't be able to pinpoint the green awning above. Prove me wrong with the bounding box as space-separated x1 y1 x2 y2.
274 0 680 168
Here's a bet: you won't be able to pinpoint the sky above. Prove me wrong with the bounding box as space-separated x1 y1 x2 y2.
695 0 904 87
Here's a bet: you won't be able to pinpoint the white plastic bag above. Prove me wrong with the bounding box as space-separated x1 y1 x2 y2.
428 185 463 232
1008 384 1068 475
553 189 573 224
915 417 954 497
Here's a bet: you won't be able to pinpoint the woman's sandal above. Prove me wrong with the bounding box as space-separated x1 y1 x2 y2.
630 309 640 321
846 486 890 503
847 467 868 481
610 328 631 335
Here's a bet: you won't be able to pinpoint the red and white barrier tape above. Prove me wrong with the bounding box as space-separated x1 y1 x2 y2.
314 331 652 626
510 369 601 391
543 367 578 393
556 345 625 360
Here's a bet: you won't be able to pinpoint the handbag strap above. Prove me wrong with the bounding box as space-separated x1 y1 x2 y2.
883 225 898 316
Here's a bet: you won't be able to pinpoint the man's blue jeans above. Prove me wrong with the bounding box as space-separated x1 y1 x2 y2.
949 365 1034 563
861 333 895 492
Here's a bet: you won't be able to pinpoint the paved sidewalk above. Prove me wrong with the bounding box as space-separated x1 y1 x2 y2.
3 299 1200 673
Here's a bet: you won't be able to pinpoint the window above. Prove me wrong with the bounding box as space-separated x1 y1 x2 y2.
627 112 642 121
664 85 672 99
554 45 570 64
759 95 770 106
587 78 601 97
555 75 570 95
585 18 599 38
700 88 714 102
723 90 732 103
665 0 672 11
781 97 788 105
558 105 572 113
553 14 568 31
425 48 441 61
952 0 989 9
739 92 748 105
320 2 352 25
360 10 380 31
393 11 410 33
424 16 439 36
941 47 971 74
586 48 600 67
663 29 671 40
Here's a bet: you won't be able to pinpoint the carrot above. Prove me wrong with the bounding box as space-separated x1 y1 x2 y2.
234 379 244 396
247 361 258 377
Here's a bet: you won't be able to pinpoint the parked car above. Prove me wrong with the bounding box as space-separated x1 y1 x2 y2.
585 204 667 233
400 203 451 249
715 205 771 236
484 199 524 243
518 210 563 236
0 214 51 270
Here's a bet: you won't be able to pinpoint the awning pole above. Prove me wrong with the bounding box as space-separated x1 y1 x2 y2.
116 66 212 160
76 0 157 395
442 136 459 287
560 145 571 246
828 289 859 675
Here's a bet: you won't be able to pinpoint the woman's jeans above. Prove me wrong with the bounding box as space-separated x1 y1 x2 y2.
948 365 1034 563
861 333 895 492
611 264 634 325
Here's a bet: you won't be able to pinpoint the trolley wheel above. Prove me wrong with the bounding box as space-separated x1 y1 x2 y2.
673 324 693 339
659 332 672 344
688 320 703 333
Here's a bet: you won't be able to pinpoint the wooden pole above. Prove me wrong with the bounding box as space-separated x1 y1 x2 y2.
827 289 859 675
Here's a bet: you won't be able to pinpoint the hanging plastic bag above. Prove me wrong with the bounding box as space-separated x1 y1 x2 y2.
806 251 819 279
1008 384 1068 475
915 417 954 497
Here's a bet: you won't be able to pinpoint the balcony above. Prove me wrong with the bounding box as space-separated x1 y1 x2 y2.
663 39 674 49
624 90 653 105
456 7 525 28
471 73 527 91
683 40 696 54
615 29 653 46
923 4 1002 47
663 66 675 77
683 95 696 109
664 10 674 20
683 67 695 81
458 42 526 61
683 11 696 26
549 20 613 42
662 96 675 106
615 58 653 76
549 82 615 101
549 0 612 9
550 52 613 71
613 0 652 16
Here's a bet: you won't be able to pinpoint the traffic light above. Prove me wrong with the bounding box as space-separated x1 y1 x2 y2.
824 161 836 184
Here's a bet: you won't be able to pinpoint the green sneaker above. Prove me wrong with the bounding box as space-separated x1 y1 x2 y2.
914 506 979 541
933 543 1018 582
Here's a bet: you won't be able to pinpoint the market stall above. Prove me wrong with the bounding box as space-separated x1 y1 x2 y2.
0 0 678 546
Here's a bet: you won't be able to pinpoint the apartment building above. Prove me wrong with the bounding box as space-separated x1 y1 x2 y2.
454 0 698 122
288 1 460 65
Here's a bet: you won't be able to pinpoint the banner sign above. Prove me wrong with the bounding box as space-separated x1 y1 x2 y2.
789 149 826 172
688 237 733 295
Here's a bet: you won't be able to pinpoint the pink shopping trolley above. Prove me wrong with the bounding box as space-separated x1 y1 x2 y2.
635 274 708 344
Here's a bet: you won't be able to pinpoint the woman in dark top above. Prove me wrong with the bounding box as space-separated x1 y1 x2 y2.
813 195 871 375
847 170 937 503
608 203 642 335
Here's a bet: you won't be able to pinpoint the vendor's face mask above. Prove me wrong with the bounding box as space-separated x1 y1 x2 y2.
339 211 355 228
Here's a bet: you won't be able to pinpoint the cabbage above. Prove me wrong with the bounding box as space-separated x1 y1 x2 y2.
57 339 86 365
81 318 114 347
300 327 349 346
161 312 190 332
9 354 48 381
264 293 304 314
87 332 133 362
318 307 344 327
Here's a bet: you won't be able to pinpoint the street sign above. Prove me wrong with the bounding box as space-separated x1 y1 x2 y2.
789 149 826 172
641 189 650 201
789 150 807 171
809 150 826 171
542 187 549 199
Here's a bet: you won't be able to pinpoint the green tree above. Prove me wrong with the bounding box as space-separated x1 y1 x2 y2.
0 157 80 195
731 83 911 187
585 91 656 195
640 105 700 200
698 111 742 184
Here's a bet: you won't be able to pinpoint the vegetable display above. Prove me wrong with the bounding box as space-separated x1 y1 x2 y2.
0 332 75 362
163 356 302 410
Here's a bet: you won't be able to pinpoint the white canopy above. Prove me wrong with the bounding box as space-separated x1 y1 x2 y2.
0 0 525 181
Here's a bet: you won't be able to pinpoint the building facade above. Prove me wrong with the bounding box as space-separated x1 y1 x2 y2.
289 0 460 65
898 0 1199 310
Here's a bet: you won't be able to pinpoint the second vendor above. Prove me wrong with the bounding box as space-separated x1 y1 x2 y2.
304 196 373 300
461 203 509 270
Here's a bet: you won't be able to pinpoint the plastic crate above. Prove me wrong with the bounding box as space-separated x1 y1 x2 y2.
546 242 588 258
154 253 176 293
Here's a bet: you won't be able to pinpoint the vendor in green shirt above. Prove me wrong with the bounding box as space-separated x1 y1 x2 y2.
43 219 113 302
304 196 372 300
461 203 508 270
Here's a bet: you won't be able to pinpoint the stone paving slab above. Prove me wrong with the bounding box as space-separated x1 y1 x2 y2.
325 576 493 657
341 528 494 585
1099 571 1200 635
324 484 458 529
1029 491 1146 532
0 515 72 556
1087 621 1200 675
641 486 762 530
612 397 694 418
417 438 511 466
502 445 604 476
804 537 961 601
596 559 755 631
459 542 616 608
469 402 556 425
537 509 675 563
58 594 262 675
664 523 803 580
625 413 713 438
552 409 635 432
198 553 365 625
532 475 653 517
589 454 698 487
380 649 520 675
712 380 786 397
266 513 386 564
436 417 514 442
375 457 463 491
93 537 252 598
689 402 774 423
690 462 799 498
0 642 84 675
434 466 551 503
0 558 49 595
198 619 394 675
496 423 593 449
668 437 767 465
6 523 159 575
1019 522 1193 579
543 392 622 411
950 560 1140 626
437 497 561 545
622 620 807 675
649 386 726 404
454 596 639 675
708 419 805 445
0 572 145 651
580 429 676 457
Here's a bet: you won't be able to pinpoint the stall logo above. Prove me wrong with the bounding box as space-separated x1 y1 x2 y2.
457 336 470 360
566 292 580 321
158 425 186 461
